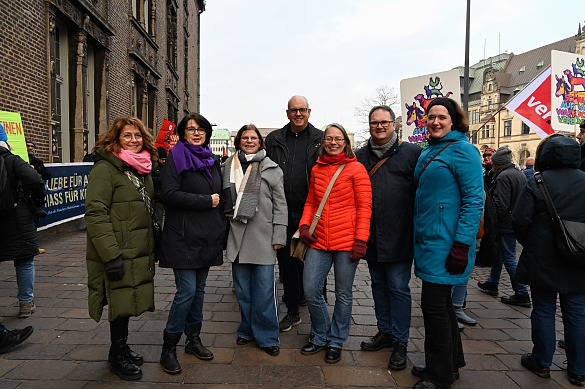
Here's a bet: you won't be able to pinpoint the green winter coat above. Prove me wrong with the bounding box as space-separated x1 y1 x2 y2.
85 148 156 322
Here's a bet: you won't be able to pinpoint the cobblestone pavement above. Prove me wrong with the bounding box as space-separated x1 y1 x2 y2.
0 231 572 388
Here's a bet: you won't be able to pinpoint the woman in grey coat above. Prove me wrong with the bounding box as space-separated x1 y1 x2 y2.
222 124 287 356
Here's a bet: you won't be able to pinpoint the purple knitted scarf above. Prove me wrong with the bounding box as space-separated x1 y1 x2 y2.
173 140 215 182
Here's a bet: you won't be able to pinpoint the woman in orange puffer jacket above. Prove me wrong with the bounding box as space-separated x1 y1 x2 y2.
298 123 372 364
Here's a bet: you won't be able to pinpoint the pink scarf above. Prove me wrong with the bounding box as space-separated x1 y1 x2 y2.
117 149 152 175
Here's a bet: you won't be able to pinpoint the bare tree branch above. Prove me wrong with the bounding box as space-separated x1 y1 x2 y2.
353 85 400 146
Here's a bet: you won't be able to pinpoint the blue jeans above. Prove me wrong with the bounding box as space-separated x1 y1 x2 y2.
451 284 468 307
14 258 34 303
165 267 209 335
232 262 279 348
530 288 585 375
303 248 358 349
488 233 529 295
367 260 412 344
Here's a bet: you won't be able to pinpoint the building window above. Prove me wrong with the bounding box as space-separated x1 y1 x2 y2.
488 84 493 92
472 110 478 125
471 131 478 144
488 98 493 111
132 0 155 36
167 2 178 70
504 120 512 137
522 123 530 134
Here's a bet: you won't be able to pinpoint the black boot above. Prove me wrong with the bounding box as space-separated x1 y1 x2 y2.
185 323 213 360
109 317 143 365
161 331 182 374
109 338 142 381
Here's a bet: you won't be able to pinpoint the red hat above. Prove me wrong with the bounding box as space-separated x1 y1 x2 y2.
482 147 496 156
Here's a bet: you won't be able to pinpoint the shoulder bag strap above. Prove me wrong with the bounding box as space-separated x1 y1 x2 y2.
534 172 561 222
368 140 402 178
124 171 160 230
309 164 346 234
417 141 455 181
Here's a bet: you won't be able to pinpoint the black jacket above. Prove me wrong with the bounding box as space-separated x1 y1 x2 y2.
265 122 322 212
28 153 51 181
355 140 421 263
491 163 526 234
513 136 585 294
0 147 45 261
158 150 227 269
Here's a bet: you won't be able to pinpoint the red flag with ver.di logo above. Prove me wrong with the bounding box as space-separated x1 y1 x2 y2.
505 66 554 139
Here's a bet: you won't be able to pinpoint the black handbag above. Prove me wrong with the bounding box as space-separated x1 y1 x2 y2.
534 172 585 267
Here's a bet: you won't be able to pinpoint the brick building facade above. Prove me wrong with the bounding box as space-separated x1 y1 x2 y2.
0 0 205 162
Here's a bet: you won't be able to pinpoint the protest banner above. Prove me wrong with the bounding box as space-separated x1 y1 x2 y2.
400 69 461 148
551 50 585 133
38 163 93 230
155 119 178 150
0 110 28 162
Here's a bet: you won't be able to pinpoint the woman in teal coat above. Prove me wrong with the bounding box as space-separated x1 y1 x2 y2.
411 98 483 389
85 117 158 381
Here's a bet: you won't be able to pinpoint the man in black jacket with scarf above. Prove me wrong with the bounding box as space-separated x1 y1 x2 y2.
266 95 323 332
355 105 421 371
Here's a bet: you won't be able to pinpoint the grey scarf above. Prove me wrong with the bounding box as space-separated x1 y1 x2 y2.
369 131 398 159
222 150 265 222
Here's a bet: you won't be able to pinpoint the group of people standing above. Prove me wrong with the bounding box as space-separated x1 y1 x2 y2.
81 95 584 389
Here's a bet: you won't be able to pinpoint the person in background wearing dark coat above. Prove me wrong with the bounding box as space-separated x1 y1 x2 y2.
159 113 227 375
523 157 535 179
0 125 44 326
85 117 158 381
152 146 167 227
355 105 421 371
478 147 530 307
512 134 585 387
265 95 323 333
576 120 585 172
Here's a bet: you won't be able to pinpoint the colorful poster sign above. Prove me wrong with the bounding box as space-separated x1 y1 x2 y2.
37 163 93 230
155 119 178 150
505 66 554 139
551 50 585 133
400 70 461 148
0 110 28 162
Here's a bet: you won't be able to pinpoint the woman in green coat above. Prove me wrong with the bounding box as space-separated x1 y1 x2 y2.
85 117 158 381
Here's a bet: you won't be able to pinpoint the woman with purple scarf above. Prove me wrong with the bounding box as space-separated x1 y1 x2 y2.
158 113 227 375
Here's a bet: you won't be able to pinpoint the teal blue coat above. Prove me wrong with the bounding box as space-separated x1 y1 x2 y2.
413 130 483 285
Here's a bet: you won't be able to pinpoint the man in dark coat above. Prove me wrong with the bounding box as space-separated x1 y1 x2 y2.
355 105 421 371
0 127 45 321
478 147 530 307
265 95 323 332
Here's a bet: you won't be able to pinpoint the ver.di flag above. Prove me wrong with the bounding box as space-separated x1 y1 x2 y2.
505 66 554 139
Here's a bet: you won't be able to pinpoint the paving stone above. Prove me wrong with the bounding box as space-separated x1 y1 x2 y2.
456 370 522 389
261 365 323 386
322 366 394 387
183 364 261 384
3 360 78 380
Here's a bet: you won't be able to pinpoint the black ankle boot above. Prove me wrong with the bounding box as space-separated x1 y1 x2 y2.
185 323 213 360
108 338 144 366
161 331 182 374
109 339 142 381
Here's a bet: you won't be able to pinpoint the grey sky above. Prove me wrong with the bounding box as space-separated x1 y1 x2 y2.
200 0 580 139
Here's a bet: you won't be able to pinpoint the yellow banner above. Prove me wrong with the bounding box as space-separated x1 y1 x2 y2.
0 110 28 162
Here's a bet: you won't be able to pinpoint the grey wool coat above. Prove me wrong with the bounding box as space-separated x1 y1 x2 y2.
223 152 288 265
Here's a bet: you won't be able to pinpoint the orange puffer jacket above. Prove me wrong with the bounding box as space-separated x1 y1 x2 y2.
300 154 372 251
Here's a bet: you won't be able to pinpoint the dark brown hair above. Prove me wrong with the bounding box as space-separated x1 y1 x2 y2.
318 123 354 158
176 113 213 146
234 124 265 152
426 97 469 133
93 117 156 159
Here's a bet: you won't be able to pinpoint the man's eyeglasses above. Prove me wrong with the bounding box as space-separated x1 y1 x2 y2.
325 137 345 143
186 127 205 134
288 108 309 114
369 120 395 128
121 133 143 141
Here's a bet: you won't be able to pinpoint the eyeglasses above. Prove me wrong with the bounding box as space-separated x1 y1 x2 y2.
288 108 309 114
186 127 205 134
369 120 395 128
121 133 143 141
325 136 345 143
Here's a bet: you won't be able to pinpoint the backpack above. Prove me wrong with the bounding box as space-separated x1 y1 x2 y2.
0 154 17 216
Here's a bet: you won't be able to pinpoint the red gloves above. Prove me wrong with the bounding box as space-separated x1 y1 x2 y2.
299 225 317 246
445 241 469 275
350 240 367 261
